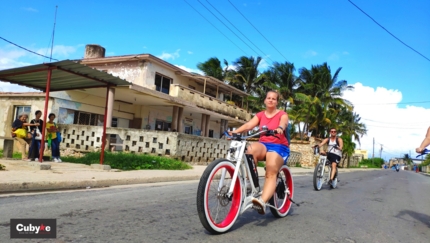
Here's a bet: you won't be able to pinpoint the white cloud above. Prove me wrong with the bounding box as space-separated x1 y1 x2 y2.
157 49 181 60
175 65 203 75
342 82 430 160
23 7 38 12
36 45 77 58
259 58 270 69
304 50 317 58
0 48 32 70
0 82 38 92
343 51 349 55
328 53 339 61
187 51 193 55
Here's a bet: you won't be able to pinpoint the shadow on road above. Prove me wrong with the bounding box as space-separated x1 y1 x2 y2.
395 210 430 228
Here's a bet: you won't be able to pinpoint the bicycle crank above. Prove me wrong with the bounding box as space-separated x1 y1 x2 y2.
289 197 300 207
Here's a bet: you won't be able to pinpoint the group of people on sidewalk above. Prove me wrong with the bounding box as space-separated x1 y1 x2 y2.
11 111 62 162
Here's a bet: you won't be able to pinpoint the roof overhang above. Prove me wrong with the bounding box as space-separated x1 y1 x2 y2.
0 60 131 92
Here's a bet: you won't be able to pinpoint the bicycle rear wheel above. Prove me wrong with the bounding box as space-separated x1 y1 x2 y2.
313 163 324 191
269 165 294 218
196 159 243 234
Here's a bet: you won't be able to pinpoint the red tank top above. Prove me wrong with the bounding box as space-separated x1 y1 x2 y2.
256 110 289 146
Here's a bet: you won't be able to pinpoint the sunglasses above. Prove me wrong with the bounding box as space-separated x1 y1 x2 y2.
330 130 337 133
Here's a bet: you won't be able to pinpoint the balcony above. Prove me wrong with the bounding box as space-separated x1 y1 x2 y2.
170 84 252 121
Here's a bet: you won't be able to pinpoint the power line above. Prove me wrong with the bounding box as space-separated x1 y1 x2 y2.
227 0 289 62
0 36 59 61
205 0 275 63
347 0 430 63
196 0 263 59
183 0 249 56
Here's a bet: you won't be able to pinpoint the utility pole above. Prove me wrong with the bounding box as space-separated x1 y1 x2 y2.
372 137 375 165
380 144 383 159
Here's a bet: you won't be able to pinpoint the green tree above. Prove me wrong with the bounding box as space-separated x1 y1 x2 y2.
228 56 264 112
297 62 354 137
197 57 229 81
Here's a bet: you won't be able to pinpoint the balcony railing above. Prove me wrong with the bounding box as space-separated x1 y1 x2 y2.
170 84 252 121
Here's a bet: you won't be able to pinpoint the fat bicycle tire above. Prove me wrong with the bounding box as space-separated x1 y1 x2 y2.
269 165 294 218
196 159 243 234
313 163 324 191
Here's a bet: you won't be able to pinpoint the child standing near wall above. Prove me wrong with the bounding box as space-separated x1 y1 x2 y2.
46 113 62 162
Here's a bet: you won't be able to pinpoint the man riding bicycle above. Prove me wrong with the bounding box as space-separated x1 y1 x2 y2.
313 128 343 185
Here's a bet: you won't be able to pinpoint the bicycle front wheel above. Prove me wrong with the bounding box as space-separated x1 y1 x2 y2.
313 163 324 191
269 165 294 218
196 159 243 234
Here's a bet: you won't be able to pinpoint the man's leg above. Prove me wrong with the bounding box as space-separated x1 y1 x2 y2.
330 162 337 180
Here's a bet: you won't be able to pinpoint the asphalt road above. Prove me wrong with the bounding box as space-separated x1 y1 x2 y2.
0 170 429 243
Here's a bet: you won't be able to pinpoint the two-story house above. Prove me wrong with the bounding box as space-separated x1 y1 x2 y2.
0 44 252 163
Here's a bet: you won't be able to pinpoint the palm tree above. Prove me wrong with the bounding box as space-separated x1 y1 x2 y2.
228 56 264 112
297 62 354 137
263 61 298 111
197 57 229 81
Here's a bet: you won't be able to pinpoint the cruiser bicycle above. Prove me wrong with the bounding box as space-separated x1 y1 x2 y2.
312 145 339 191
196 127 297 234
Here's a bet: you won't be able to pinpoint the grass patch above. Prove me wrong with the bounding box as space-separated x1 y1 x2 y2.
0 150 22 159
0 163 5 170
62 152 192 170
358 158 384 169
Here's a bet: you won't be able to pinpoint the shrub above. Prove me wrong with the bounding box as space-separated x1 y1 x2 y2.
359 158 384 168
0 164 5 170
62 152 192 170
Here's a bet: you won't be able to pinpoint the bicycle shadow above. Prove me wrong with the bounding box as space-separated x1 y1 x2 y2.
394 210 430 228
227 207 297 232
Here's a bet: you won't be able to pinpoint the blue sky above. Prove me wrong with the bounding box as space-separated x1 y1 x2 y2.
1 0 429 161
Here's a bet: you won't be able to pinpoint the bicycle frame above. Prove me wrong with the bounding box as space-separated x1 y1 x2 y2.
222 130 284 213
316 155 332 183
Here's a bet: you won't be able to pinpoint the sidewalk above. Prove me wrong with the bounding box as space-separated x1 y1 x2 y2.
0 158 378 193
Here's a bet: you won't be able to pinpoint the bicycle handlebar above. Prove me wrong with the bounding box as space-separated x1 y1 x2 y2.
312 144 339 155
416 148 429 158
224 129 278 141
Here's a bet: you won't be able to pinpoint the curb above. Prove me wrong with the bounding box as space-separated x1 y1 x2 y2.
419 172 430 177
0 176 201 193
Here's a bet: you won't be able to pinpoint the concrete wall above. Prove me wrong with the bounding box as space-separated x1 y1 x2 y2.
0 96 52 137
58 124 326 166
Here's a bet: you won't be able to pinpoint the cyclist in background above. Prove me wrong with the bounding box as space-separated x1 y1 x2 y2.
228 90 289 215
313 128 343 185
416 126 430 153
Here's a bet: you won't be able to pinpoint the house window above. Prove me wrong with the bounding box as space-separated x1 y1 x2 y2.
208 129 214 138
184 125 193 134
58 108 104 126
14 105 31 120
155 73 172 94
155 119 171 131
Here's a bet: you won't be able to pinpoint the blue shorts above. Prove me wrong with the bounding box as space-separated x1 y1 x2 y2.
261 143 290 165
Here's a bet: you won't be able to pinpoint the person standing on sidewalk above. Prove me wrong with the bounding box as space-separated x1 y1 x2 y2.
28 110 44 161
12 113 39 160
45 113 62 162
